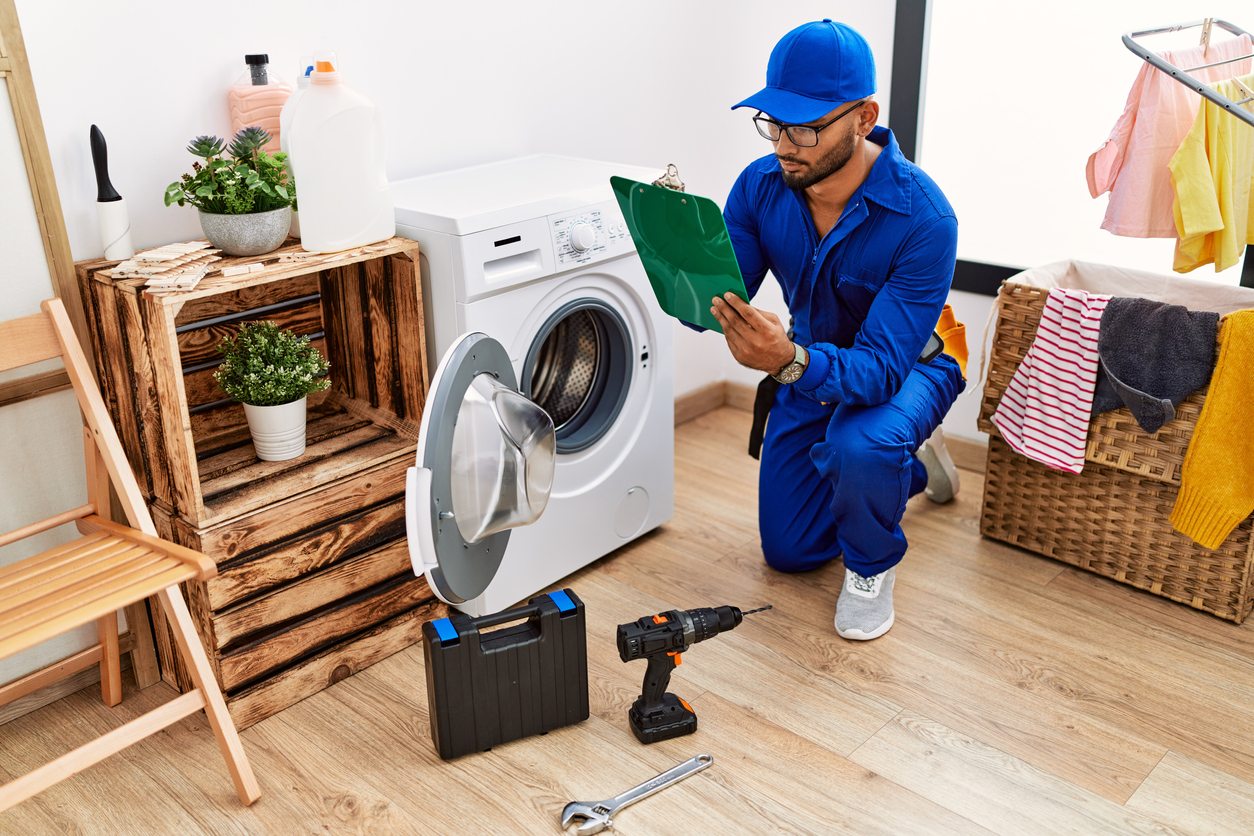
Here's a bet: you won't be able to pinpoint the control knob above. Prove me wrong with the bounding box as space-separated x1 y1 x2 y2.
568 220 597 252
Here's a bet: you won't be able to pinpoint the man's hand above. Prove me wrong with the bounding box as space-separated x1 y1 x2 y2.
710 292 796 373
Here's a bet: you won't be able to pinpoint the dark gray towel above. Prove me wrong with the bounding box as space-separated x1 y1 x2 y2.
1091 297 1218 434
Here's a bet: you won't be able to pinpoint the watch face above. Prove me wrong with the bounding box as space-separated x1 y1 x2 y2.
774 362 804 384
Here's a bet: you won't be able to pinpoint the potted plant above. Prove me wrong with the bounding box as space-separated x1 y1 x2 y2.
165 127 296 256
214 321 330 461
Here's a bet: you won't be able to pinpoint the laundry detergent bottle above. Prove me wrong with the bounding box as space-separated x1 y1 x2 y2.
278 56 314 239
286 50 395 253
228 54 291 153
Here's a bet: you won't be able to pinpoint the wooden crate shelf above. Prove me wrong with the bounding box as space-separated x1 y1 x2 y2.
76 237 449 728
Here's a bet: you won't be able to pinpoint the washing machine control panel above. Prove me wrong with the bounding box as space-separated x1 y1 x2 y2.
550 201 634 266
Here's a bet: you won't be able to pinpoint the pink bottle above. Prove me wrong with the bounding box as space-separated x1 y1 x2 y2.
228 54 291 153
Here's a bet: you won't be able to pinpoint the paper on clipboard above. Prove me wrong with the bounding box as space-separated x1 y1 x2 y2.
610 176 748 333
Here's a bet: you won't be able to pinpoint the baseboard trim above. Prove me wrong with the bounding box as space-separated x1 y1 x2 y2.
675 380 757 426
675 381 733 425
725 381 757 412
944 434 988 475
677 381 989 475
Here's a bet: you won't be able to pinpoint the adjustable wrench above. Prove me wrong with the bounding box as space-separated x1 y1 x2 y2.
560 753 713 834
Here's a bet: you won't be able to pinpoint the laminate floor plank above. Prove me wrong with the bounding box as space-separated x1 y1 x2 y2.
6 406 1254 834
621 538 1169 803
896 550 1254 788
651 510 758 564
0 675 246 835
576 568 902 756
343 649 777 835
118 676 426 835
1126 750 1254 836
675 692 996 836
1046 566 1254 662
850 710 1184 836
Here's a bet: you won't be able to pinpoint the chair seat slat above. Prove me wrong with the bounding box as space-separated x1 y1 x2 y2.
0 564 199 657
0 530 111 587
0 545 170 628
1 540 146 603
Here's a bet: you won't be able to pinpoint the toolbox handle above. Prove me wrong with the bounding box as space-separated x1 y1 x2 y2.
472 601 546 631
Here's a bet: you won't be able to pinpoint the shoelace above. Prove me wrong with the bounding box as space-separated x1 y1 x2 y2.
850 573 880 594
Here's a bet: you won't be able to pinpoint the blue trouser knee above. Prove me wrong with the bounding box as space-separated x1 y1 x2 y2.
758 354 964 577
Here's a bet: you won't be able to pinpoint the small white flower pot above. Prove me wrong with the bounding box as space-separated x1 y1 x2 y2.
242 397 307 461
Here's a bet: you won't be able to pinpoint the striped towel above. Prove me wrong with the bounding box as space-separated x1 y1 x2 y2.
991 288 1111 473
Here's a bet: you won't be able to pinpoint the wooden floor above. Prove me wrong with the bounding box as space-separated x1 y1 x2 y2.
5 406 1254 835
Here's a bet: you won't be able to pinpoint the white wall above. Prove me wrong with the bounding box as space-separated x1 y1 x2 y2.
12 0 896 398
2 2 897 683
923 2 1254 441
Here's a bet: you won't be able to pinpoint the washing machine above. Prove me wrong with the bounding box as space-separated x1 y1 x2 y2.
391 155 675 617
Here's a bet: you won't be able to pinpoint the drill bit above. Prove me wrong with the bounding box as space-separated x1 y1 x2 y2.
740 605 773 616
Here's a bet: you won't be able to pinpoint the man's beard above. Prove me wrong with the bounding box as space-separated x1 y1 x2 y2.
778 128 856 191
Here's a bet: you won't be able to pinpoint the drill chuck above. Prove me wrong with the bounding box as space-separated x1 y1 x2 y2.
616 605 772 660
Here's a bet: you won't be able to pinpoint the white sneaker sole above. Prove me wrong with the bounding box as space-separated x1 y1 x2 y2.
835 610 895 641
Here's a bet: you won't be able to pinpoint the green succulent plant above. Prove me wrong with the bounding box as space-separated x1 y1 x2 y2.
214 321 330 407
165 127 296 215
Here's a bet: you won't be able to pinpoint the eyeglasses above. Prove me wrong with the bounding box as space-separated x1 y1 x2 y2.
752 100 867 147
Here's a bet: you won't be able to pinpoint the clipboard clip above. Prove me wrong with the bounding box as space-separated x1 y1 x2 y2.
652 163 686 193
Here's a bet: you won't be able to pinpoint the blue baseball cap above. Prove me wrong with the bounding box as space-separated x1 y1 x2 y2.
732 19 877 124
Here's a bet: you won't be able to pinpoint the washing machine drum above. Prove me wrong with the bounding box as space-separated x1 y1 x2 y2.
406 332 556 604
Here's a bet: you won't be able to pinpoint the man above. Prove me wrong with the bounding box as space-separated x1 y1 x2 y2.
709 19 965 640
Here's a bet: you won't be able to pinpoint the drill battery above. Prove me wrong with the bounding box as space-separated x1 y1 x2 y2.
422 588 589 760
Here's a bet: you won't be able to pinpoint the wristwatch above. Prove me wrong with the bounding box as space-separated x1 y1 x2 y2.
772 342 809 384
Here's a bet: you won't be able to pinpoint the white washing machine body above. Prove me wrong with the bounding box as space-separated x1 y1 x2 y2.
392 155 675 616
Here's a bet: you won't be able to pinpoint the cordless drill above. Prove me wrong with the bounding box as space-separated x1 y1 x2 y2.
616 604 772 744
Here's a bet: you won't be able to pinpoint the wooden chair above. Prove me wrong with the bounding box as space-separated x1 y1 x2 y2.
0 298 259 811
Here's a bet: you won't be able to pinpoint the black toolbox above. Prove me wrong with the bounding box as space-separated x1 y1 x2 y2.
422 588 589 759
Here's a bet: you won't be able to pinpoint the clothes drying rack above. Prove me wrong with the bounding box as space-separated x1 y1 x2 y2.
1124 18 1254 286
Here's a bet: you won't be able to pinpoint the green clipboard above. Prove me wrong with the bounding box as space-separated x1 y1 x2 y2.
610 176 748 334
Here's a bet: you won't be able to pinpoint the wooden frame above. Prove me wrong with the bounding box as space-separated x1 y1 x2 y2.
0 298 259 811
0 0 84 402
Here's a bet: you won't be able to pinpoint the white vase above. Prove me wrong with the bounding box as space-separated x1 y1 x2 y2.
242 397 307 461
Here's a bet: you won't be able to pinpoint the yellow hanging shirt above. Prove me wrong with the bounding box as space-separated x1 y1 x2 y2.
1169 74 1254 273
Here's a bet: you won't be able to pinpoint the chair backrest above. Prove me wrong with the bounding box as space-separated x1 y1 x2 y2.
0 298 157 540
0 308 63 372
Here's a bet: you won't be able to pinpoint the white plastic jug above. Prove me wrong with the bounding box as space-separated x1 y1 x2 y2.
278 56 313 239
286 51 394 253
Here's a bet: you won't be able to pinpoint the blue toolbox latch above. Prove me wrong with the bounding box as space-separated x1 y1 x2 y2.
549 589 576 614
432 618 459 645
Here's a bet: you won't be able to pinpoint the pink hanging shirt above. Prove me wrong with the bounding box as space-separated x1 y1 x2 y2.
1087 34 1253 238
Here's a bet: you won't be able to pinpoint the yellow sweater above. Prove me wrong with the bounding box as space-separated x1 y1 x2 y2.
1171 309 1254 548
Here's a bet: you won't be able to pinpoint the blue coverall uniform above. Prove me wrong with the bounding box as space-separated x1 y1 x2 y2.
723 126 965 577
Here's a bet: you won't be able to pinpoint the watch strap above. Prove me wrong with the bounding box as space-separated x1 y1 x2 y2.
771 342 808 383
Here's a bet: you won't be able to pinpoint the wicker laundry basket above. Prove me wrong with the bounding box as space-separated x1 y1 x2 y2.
978 267 1254 623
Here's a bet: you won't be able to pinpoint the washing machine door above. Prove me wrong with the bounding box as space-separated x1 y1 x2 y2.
406 332 556 604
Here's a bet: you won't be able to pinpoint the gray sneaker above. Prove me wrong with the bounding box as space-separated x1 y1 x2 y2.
835 567 895 641
917 426 960 504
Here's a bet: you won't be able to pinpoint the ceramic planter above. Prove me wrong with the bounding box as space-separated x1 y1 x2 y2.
198 206 292 256
242 396 306 461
